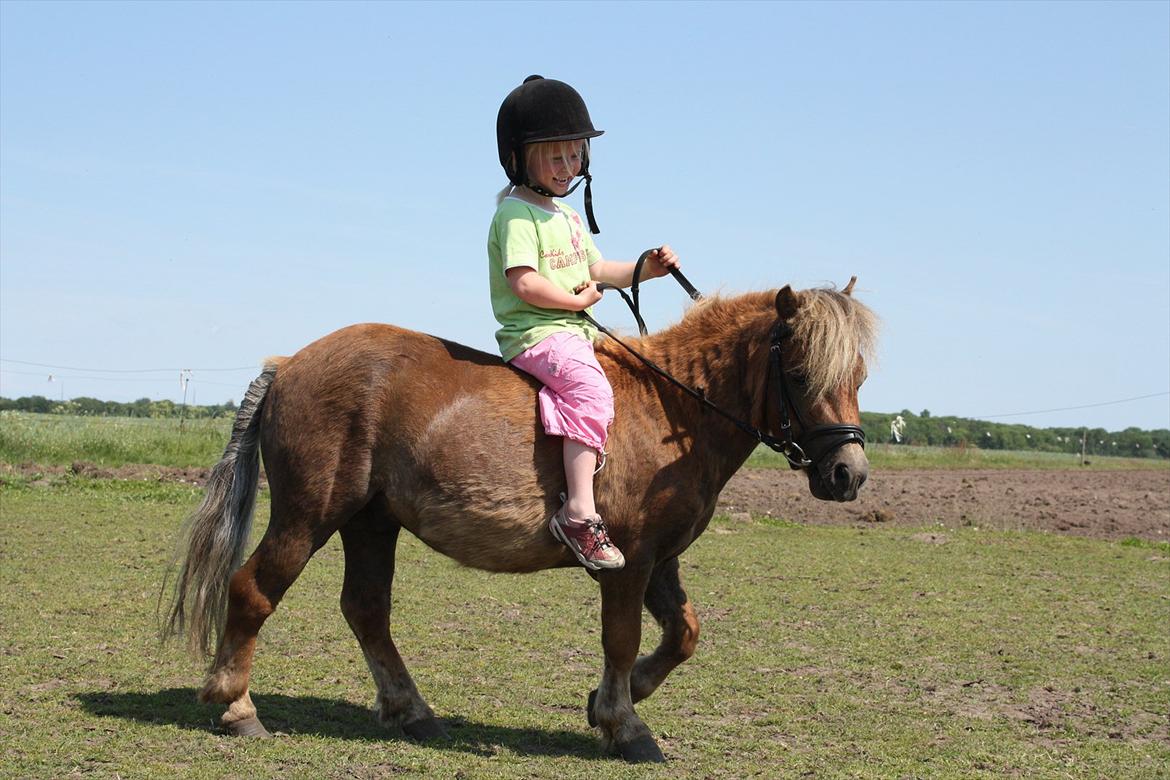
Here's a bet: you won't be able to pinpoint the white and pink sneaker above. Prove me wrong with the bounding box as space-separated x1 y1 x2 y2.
549 505 625 571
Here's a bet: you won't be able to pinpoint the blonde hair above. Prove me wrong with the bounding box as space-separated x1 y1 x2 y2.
495 139 590 206
524 139 586 182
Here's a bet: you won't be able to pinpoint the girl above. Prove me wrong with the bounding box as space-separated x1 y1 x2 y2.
489 75 680 571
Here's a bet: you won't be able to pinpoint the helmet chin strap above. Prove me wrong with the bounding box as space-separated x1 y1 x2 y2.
526 172 600 234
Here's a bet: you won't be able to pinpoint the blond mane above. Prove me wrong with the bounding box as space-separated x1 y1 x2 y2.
622 285 878 402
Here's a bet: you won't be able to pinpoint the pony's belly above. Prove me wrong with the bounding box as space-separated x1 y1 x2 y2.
400 501 569 573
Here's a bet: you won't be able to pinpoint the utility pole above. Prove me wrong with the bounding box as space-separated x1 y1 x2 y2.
179 369 192 432
1080 428 1086 466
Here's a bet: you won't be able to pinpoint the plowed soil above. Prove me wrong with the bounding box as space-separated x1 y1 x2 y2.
717 467 1170 542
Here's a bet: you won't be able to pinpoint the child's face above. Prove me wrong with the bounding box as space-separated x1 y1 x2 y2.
526 141 584 196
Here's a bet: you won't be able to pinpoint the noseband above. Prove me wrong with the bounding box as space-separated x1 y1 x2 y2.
585 251 866 472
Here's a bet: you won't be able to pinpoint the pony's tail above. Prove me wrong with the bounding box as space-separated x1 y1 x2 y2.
161 363 278 658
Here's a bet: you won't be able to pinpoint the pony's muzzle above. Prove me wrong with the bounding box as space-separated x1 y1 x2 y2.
811 443 868 502
830 460 867 501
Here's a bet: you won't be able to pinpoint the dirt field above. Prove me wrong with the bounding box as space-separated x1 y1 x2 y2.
717 467 1170 542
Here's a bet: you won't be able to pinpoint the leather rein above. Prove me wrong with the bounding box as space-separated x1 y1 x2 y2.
582 250 865 471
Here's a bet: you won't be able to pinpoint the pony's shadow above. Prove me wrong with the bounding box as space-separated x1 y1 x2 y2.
75 688 603 759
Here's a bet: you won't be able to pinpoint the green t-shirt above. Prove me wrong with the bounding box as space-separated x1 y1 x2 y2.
488 196 602 361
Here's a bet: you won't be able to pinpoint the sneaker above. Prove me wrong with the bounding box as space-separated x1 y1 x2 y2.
548 505 626 571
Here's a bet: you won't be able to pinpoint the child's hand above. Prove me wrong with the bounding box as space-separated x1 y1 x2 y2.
643 245 681 280
572 281 604 310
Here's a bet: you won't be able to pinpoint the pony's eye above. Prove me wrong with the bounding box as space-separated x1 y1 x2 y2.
790 373 809 388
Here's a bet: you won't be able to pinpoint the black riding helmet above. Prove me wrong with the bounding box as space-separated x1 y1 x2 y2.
497 75 604 233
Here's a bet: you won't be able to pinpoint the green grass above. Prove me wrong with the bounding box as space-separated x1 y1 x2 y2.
2 481 1167 778
0 411 229 468
749 442 1170 471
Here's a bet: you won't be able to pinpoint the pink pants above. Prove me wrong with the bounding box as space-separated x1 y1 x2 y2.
510 331 614 453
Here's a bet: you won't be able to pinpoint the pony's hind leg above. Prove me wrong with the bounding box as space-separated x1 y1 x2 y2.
339 498 445 740
197 519 317 736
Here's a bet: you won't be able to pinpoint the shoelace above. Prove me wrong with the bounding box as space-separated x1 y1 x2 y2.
585 520 615 551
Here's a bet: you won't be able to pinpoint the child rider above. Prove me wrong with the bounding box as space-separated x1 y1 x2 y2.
489 75 681 571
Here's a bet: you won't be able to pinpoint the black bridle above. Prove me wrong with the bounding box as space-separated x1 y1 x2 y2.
583 250 865 471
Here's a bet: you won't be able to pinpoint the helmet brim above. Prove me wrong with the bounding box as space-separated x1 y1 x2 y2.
521 129 605 145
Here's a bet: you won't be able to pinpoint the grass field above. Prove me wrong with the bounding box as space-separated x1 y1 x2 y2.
0 412 229 469
3 411 1166 472
1 479 1167 778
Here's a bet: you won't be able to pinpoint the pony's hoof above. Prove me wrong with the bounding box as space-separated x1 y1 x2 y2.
617 734 665 763
225 716 271 738
586 688 598 728
402 716 448 741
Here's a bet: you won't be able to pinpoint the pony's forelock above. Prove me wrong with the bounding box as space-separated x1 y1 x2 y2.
789 286 879 400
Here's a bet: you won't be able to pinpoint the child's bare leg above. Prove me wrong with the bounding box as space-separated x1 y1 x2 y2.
553 436 624 571
563 438 598 519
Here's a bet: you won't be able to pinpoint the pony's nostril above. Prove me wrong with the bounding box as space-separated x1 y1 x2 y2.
833 462 852 487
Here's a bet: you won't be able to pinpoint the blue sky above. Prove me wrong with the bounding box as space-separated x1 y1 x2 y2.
2 0 1167 431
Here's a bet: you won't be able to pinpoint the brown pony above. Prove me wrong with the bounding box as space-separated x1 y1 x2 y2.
164 281 878 763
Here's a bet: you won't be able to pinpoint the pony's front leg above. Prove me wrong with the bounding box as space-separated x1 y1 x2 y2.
592 565 666 763
632 556 700 703
588 557 699 722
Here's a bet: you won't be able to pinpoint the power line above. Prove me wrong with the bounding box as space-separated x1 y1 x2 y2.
0 358 257 373
185 379 245 388
976 391 1170 420
2 369 175 383
0 368 245 388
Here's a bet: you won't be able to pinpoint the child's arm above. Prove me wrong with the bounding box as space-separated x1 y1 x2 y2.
589 245 680 288
506 267 603 312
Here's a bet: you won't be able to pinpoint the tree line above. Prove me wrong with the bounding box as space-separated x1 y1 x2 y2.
0 395 237 419
861 409 1169 460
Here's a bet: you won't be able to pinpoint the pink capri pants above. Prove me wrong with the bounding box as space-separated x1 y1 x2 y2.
510 331 614 453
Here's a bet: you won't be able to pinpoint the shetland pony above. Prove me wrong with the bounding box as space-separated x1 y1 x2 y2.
165 282 877 762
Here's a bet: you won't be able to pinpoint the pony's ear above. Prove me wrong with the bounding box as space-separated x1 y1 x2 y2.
775 285 803 319
842 276 857 295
